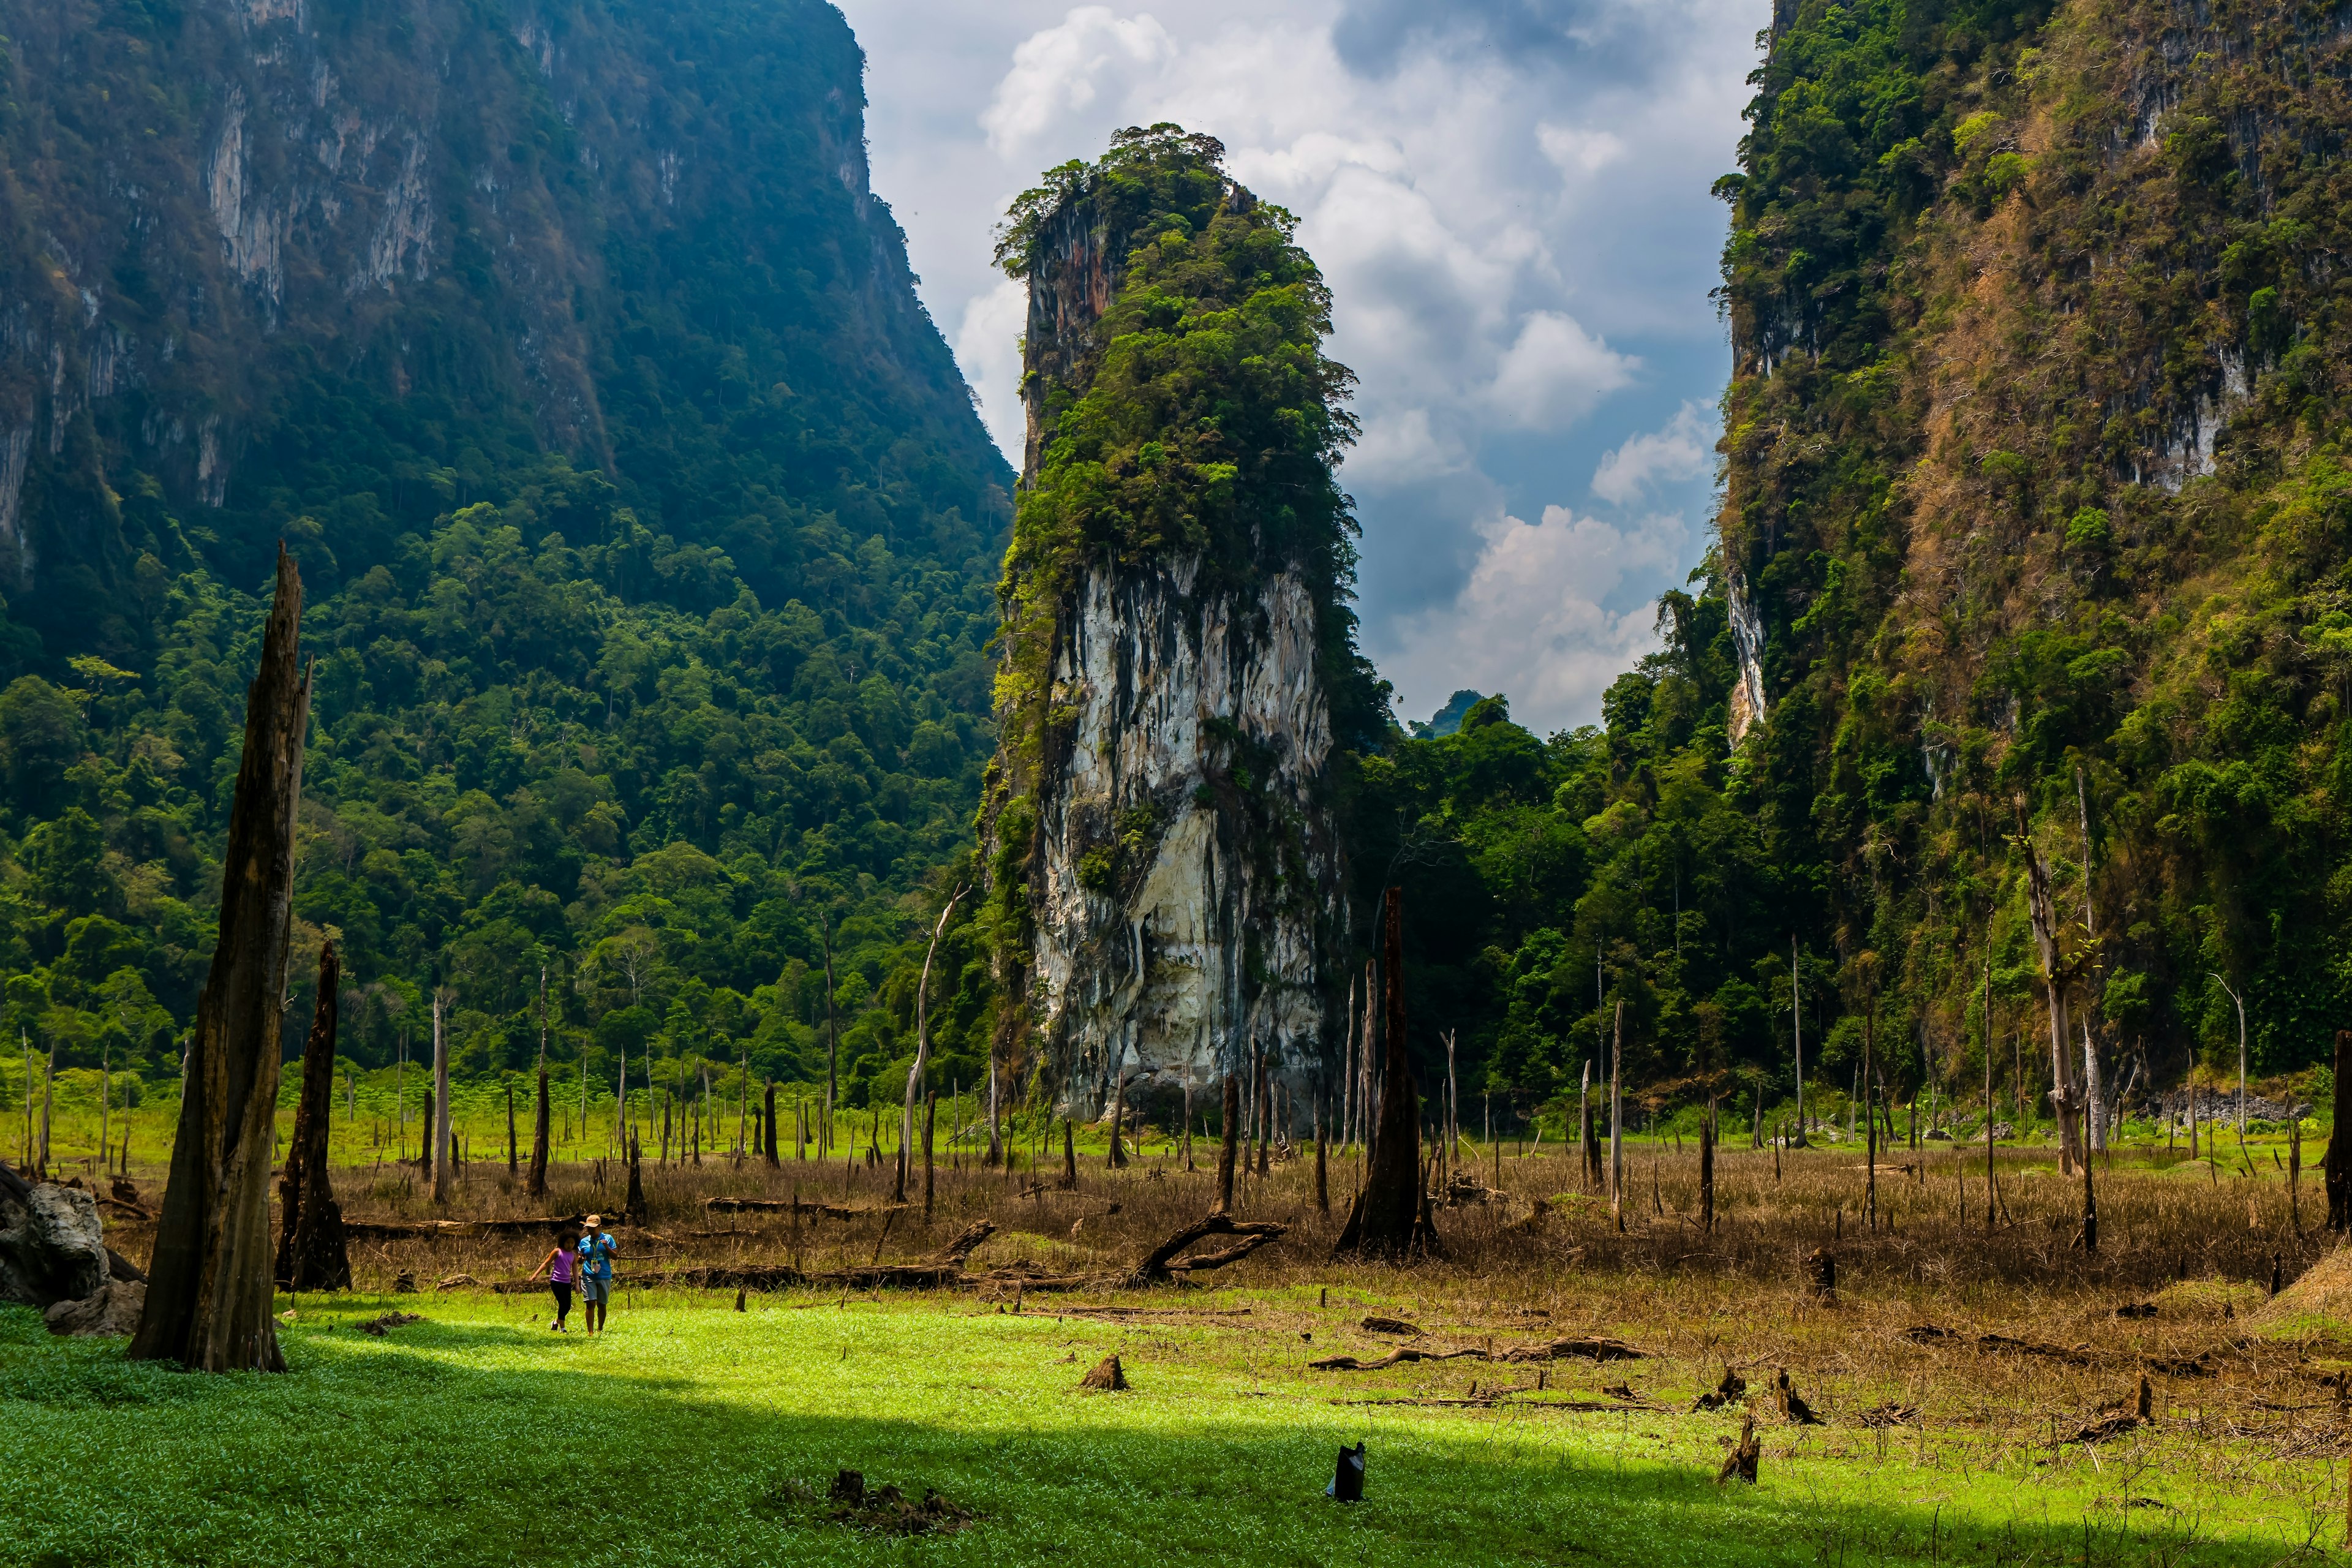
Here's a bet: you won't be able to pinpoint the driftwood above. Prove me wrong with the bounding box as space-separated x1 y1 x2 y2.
131 547 310 1375
1126 1213 1287 1285
1361 1315 1422 1336
1496 1335 1649 1363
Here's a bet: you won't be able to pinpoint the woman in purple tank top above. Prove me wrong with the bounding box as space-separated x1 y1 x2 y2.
528 1232 580 1331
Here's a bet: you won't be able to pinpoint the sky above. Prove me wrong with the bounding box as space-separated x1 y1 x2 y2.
834 0 1762 734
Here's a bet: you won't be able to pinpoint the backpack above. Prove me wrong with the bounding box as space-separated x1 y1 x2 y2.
1327 1441 1365 1502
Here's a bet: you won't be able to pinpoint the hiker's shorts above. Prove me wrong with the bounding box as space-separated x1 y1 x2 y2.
579 1276 610 1305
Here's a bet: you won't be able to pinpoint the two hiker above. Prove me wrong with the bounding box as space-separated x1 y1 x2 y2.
527 1214 618 1334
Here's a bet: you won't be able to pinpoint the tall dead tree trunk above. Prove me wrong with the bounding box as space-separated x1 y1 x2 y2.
527 965 550 1197
1215 1074 1239 1214
895 888 963 1203
764 1080 781 1167
1314 1088 1329 1213
131 546 310 1372
2019 806 2082 1173
430 990 453 1204
2326 1031 2352 1234
1107 1069 1128 1169
276 939 351 1291
1340 886 1436 1259
1700 1096 1716 1234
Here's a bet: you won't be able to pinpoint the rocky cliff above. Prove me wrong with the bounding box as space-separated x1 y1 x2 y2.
1716 0 2352 1066
0 0 1001 663
983 128 1362 1109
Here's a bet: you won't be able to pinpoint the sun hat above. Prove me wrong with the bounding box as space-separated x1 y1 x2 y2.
583 1213 603 1228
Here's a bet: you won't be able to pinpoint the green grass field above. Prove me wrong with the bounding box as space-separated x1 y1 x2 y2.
1 1284 2334 1568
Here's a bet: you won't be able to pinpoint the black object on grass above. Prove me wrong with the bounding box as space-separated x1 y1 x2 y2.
1327 1442 1365 1502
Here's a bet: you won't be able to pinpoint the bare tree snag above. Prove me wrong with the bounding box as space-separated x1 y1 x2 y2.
1107 1069 1128 1169
895 888 963 1202
430 989 453 1204
624 1131 647 1227
1061 1117 1079 1190
2327 1031 2352 1234
276 940 350 1292
1338 886 1437 1259
764 1080 781 1168
1314 1090 1329 1213
921 1092 936 1223
1215 1074 1239 1214
1700 1096 1716 1234
2018 804 2082 1172
131 546 310 1373
527 964 550 1198
1717 1414 1760 1483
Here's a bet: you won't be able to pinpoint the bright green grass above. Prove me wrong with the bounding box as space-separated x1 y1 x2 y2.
0 1292 2328 1567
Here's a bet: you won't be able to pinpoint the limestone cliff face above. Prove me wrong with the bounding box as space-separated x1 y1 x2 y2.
0 0 991 658
989 165 1346 1106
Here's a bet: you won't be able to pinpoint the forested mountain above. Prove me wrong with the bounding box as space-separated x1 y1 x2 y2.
0 0 1011 1102
1334 0 2352 1130
9 0 2332 1142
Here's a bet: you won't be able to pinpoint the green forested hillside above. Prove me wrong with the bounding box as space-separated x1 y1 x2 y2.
1337 0 2352 1129
0 0 1009 1112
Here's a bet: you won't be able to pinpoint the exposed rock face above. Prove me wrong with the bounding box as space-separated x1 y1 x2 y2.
1025 559 1341 1099
990 157 1347 1108
0 0 988 654
0 1177 110 1309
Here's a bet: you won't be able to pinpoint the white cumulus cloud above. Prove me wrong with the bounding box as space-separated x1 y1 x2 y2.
1487 310 1637 431
980 7 1178 157
1379 504 1687 729
1591 400 1712 505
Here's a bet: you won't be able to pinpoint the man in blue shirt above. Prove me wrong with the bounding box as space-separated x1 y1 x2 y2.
576 1213 619 1335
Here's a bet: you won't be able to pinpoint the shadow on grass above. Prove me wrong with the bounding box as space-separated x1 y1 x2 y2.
0 1300 2316 1568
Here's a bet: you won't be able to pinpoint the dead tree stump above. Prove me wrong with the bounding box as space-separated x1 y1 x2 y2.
1338 886 1439 1260
1803 1248 1836 1303
1080 1354 1129 1391
1717 1413 1760 1483
130 546 310 1374
2327 1030 2352 1234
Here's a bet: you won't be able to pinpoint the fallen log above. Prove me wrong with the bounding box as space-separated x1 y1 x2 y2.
341 1216 584 1240
703 1196 907 1219
815 1264 963 1290
1496 1335 1649 1363
1126 1213 1287 1284
1977 1333 2094 1366
1310 1346 1491 1371
1166 1233 1281 1273
1057 1305 1254 1319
